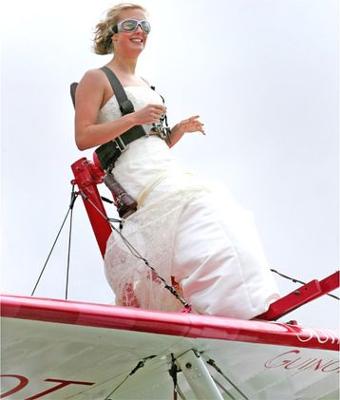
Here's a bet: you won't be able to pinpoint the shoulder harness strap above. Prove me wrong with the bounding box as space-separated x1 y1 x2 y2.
95 67 146 171
101 66 135 114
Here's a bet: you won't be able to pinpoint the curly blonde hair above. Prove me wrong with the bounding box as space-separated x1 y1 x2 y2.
93 3 147 55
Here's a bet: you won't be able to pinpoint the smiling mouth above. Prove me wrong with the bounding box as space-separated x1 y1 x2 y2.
130 38 143 43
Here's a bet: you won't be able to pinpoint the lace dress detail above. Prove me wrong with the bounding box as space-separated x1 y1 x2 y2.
104 170 211 312
100 86 280 318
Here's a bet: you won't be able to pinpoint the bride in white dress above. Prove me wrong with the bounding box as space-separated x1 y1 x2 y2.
75 3 279 319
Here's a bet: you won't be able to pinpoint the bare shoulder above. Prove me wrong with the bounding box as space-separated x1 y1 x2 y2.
75 68 107 108
78 68 106 91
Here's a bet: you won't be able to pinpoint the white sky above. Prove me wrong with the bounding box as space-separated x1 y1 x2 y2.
1 0 339 329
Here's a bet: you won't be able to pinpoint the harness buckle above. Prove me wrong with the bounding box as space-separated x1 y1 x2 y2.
114 136 128 153
150 124 171 140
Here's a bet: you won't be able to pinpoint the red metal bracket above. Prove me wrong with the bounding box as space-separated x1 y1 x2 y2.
71 158 111 257
256 271 339 321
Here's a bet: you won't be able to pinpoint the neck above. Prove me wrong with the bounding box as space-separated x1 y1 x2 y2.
109 55 138 75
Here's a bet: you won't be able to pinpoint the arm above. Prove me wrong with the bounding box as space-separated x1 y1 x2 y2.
167 115 205 148
74 70 166 151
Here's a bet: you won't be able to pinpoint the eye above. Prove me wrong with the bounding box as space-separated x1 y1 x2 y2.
121 20 137 31
141 21 151 33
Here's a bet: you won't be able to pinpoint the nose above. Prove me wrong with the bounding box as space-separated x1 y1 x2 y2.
135 24 144 33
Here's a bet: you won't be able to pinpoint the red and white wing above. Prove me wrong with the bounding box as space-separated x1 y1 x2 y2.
1 294 339 399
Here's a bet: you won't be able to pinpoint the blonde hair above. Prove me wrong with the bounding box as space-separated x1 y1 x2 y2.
93 3 147 55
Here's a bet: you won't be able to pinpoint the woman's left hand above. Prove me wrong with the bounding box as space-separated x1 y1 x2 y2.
176 115 205 135
168 115 205 147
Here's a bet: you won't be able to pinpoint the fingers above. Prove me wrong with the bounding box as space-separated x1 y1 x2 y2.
138 104 167 124
150 104 167 113
196 123 205 134
194 123 205 135
180 115 205 134
181 115 199 124
150 105 166 121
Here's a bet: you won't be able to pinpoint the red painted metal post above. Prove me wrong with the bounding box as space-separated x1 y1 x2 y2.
319 271 340 294
71 158 112 257
257 271 340 321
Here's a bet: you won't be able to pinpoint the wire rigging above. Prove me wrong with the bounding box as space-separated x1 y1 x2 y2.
103 355 156 400
31 179 339 308
30 182 191 309
80 190 192 310
210 376 237 400
270 268 339 300
206 357 250 400
65 185 78 300
30 185 79 296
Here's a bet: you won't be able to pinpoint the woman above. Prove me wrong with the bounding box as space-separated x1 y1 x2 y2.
75 3 279 319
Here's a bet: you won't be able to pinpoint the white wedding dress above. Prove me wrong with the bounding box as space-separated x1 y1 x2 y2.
99 85 280 319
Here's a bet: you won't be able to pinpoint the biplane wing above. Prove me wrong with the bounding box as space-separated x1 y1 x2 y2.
1 294 339 399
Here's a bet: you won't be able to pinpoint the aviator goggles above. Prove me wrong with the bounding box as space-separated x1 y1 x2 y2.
112 19 151 34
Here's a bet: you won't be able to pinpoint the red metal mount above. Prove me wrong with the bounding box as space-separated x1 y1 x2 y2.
71 157 111 257
256 271 339 321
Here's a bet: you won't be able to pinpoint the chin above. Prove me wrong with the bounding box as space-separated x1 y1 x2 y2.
127 47 145 57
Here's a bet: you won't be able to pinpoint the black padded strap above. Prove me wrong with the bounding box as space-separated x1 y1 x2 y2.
100 66 134 114
95 66 147 171
70 82 78 107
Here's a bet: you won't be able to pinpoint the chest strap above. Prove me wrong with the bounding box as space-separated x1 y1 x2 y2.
95 66 147 171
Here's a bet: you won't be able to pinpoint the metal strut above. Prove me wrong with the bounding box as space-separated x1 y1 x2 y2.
169 354 187 400
176 350 223 400
206 358 249 400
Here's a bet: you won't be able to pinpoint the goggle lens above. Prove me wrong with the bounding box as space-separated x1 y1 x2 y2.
116 19 151 34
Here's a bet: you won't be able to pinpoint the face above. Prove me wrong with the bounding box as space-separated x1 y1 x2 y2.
112 8 149 57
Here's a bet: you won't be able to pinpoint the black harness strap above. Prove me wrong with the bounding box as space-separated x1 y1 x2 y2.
101 66 135 114
95 67 146 171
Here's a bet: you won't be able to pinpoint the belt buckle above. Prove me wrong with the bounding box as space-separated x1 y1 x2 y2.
115 136 127 153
